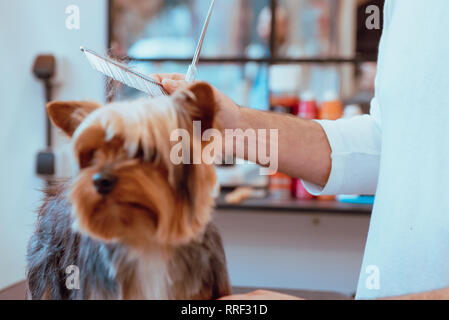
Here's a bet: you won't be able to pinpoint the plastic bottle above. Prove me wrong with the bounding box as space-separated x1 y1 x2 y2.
319 91 344 121
291 91 318 200
268 66 301 199
269 102 296 200
342 104 363 119
317 91 343 201
269 65 301 114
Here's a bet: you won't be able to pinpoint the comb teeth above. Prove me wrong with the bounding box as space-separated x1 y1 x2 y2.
80 47 168 97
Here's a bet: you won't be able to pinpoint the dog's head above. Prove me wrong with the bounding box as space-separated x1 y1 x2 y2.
47 83 218 248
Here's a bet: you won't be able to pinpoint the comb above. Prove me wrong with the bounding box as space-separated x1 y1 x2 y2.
81 0 215 96
80 47 168 97
185 0 215 82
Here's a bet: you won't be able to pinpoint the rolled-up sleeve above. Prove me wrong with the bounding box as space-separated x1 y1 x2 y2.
303 98 382 196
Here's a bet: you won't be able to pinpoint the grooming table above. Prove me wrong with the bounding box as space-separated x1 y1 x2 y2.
0 281 350 300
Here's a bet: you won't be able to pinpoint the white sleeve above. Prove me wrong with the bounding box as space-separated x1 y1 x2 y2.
303 98 382 196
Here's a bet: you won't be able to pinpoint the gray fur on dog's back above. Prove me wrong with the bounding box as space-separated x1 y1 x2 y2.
26 180 231 300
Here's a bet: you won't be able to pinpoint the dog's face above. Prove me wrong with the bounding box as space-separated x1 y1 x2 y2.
47 83 218 249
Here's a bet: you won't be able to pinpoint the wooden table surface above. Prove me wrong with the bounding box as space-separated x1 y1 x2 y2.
0 281 350 300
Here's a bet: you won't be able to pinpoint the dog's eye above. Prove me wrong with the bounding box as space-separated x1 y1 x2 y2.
148 147 157 163
79 149 96 169
135 145 145 159
134 145 157 163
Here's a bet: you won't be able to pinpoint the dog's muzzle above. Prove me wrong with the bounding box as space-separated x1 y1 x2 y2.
93 172 117 195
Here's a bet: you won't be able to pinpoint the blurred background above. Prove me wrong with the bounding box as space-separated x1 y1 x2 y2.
0 0 383 299
110 0 380 107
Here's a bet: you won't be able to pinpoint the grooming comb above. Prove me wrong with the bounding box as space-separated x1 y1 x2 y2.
185 0 215 83
80 47 168 97
81 0 215 96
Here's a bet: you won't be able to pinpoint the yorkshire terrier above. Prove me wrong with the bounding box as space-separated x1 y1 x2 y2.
26 83 231 300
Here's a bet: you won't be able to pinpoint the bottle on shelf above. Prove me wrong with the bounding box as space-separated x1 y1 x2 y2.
319 91 344 121
317 91 344 201
291 91 318 200
268 66 301 200
342 104 363 119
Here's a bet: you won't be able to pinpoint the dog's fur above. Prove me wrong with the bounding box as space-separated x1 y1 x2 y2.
26 83 231 300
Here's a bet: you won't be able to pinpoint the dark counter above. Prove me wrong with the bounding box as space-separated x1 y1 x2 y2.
232 287 350 300
215 196 372 215
0 281 350 300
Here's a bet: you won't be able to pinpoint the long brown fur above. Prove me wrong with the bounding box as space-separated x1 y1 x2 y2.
26 83 231 300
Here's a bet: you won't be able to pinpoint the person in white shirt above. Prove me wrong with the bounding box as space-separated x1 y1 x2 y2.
153 0 449 299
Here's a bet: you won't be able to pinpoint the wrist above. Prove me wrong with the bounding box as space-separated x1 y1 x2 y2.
216 96 243 131
233 104 247 130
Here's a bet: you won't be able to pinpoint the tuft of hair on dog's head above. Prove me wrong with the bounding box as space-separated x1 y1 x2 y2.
46 82 218 249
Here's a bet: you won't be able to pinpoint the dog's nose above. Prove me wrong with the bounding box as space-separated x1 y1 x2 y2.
93 172 117 195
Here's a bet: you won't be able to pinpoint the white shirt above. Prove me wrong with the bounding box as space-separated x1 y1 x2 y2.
304 0 449 299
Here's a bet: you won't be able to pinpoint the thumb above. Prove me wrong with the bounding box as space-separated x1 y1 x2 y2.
162 79 189 94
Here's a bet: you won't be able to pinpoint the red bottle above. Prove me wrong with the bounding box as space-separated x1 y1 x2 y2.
291 92 318 200
268 67 301 200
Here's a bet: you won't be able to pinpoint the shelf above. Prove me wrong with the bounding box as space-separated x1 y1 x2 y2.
127 56 377 65
0 281 350 300
215 195 373 215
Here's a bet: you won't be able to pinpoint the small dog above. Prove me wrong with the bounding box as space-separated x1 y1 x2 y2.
27 83 231 300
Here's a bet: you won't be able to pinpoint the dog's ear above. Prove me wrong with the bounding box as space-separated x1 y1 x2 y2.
46 101 100 137
174 82 217 132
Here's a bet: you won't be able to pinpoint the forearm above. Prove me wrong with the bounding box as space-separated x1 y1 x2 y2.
152 75 333 187
234 107 332 187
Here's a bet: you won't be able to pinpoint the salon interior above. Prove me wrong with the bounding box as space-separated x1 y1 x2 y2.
0 0 382 299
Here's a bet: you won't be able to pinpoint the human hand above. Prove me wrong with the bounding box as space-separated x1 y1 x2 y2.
219 290 303 301
150 73 189 94
150 73 241 131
